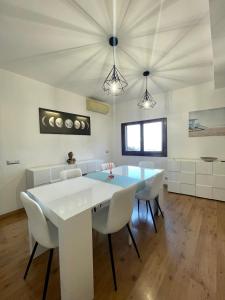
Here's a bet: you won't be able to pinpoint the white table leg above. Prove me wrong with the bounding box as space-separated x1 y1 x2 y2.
59 209 94 300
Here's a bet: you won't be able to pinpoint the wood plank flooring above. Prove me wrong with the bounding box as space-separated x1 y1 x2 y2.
1 190 225 300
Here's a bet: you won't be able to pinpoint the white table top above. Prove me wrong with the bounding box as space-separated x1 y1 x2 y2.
27 165 164 226
27 176 122 225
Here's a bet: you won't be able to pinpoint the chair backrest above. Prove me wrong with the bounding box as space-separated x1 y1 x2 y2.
60 168 82 180
139 161 154 169
20 192 56 249
146 171 164 200
101 162 115 171
106 185 137 234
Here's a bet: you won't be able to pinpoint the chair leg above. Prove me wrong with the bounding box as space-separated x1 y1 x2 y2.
155 196 164 218
23 241 38 280
107 234 117 291
147 201 157 233
137 199 140 214
146 201 148 214
126 224 141 259
42 249 54 300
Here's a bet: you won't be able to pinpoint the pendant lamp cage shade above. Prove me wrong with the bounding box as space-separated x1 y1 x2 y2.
137 71 156 109
103 64 128 96
103 36 128 96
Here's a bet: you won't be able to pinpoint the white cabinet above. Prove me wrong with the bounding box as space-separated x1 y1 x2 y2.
196 174 213 186
196 161 212 174
167 159 225 201
180 184 195 196
168 181 180 193
180 172 195 185
213 188 225 201
167 160 180 172
213 162 225 175
181 160 195 173
26 159 104 188
212 175 225 189
196 185 213 199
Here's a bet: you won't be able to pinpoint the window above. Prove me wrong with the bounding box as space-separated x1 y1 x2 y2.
121 118 167 157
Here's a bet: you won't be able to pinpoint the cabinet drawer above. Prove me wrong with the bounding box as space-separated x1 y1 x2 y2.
180 172 195 184
180 161 195 173
168 171 180 182
213 188 225 201
212 175 225 188
196 174 213 186
168 181 180 193
167 160 181 172
213 162 225 175
196 185 213 199
180 184 195 196
34 169 51 187
196 161 212 174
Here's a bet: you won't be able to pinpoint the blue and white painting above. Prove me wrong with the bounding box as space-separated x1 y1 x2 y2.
189 107 225 137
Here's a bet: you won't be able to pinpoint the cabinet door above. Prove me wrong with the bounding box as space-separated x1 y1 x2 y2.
196 174 213 186
34 169 51 187
167 159 181 172
180 172 195 184
213 188 225 201
168 181 180 193
196 185 213 199
196 161 212 175
212 175 225 188
180 184 195 196
180 161 195 173
168 171 180 182
213 162 225 175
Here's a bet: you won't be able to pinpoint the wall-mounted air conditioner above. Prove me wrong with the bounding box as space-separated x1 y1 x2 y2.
86 97 110 115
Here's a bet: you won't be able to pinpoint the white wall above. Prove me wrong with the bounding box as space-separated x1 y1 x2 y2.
113 81 225 171
168 81 225 159
0 69 112 215
112 93 168 172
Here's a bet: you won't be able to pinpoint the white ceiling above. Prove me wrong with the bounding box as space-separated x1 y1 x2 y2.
0 0 215 102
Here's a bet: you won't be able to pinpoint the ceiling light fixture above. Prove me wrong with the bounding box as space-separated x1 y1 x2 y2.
103 36 128 96
138 71 156 109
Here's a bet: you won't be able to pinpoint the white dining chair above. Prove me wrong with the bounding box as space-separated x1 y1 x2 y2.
92 185 140 291
60 168 82 180
21 192 58 300
137 161 155 213
135 172 164 233
101 162 115 171
139 161 155 169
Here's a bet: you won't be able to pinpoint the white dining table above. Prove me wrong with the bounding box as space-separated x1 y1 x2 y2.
27 165 164 300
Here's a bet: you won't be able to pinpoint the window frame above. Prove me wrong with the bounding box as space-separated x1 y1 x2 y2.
121 118 167 157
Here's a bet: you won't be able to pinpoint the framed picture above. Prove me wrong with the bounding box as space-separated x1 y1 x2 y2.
189 107 225 137
39 108 91 135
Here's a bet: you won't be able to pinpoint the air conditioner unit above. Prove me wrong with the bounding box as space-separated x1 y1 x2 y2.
86 97 110 115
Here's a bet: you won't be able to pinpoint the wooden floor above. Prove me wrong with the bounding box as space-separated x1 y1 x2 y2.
1 190 225 300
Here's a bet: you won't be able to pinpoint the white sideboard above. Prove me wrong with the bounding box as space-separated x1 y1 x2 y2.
168 159 225 201
26 159 104 188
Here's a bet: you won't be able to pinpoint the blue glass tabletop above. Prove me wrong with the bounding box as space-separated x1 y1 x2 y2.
86 171 141 188
85 165 163 190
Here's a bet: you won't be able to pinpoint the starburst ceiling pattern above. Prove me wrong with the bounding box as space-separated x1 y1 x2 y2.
0 0 213 102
